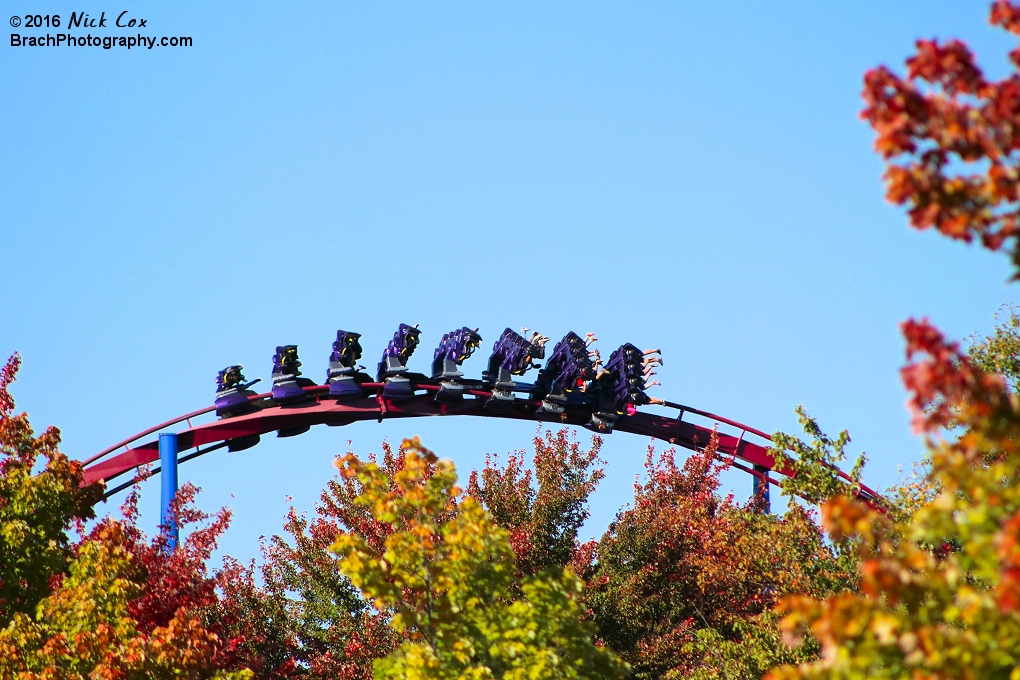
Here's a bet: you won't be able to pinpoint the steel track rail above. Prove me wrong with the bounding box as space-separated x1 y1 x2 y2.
79 384 880 503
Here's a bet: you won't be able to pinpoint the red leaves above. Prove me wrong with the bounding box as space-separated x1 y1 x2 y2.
901 318 980 432
0 353 19 415
303 613 392 680
587 433 850 677
907 40 986 96
123 491 232 637
900 317 1010 434
992 0 1020 39
861 2 1020 272
861 67 926 158
469 428 605 578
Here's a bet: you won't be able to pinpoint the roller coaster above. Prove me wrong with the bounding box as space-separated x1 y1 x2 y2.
80 324 879 549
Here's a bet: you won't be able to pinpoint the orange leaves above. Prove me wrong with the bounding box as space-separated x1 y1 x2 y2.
992 0 1020 39
907 39 986 96
995 510 1020 612
861 3 1020 273
1 353 256 679
0 518 251 680
768 310 1020 677
820 495 886 546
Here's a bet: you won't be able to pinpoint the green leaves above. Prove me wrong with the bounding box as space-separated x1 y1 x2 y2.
0 354 260 679
585 437 854 679
0 521 252 680
329 437 628 680
969 302 1020 393
0 353 102 626
767 58 1020 673
770 406 868 506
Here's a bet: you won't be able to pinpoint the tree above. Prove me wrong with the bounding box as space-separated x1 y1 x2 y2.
0 353 103 625
215 555 302 679
768 321 1020 679
217 439 419 680
584 434 856 680
768 4 1020 677
0 353 265 678
467 428 605 578
861 0 1020 275
216 545 393 680
969 301 1020 391
220 428 606 679
0 520 252 680
329 437 628 679
223 502 396 680
112 483 233 637
770 407 868 507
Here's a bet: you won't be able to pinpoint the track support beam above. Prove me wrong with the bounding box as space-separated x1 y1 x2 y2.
753 463 771 513
159 432 179 551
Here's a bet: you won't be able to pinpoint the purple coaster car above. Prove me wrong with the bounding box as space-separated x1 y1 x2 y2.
377 324 422 401
327 330 368 401
214 365 260 418
271 345 316 405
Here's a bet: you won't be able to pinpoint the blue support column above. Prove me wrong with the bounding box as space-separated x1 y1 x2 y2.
753 464 771 514
159 432 179 551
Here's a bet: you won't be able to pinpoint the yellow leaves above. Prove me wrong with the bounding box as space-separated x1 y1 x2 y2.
772 402 1020 676
0 518 245 680
336 452 362 479
871 612 900 645
0 392 102 625
771 445 1020 680
329 438 627 679
821 496 887 546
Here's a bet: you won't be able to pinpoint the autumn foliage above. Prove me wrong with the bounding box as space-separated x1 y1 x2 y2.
329 437 628 679
466 428 605 578
10 3 1020 677
0 353 101 624
766 3 1020 677
582 435 856 680
767 317 1020 679
863 0 1020 272
0 355 250 680
4 349 855 680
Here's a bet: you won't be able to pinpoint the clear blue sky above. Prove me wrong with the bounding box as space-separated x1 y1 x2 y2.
2 1 1013 564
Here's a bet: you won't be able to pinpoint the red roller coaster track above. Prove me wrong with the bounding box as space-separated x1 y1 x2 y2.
80 383 880 503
